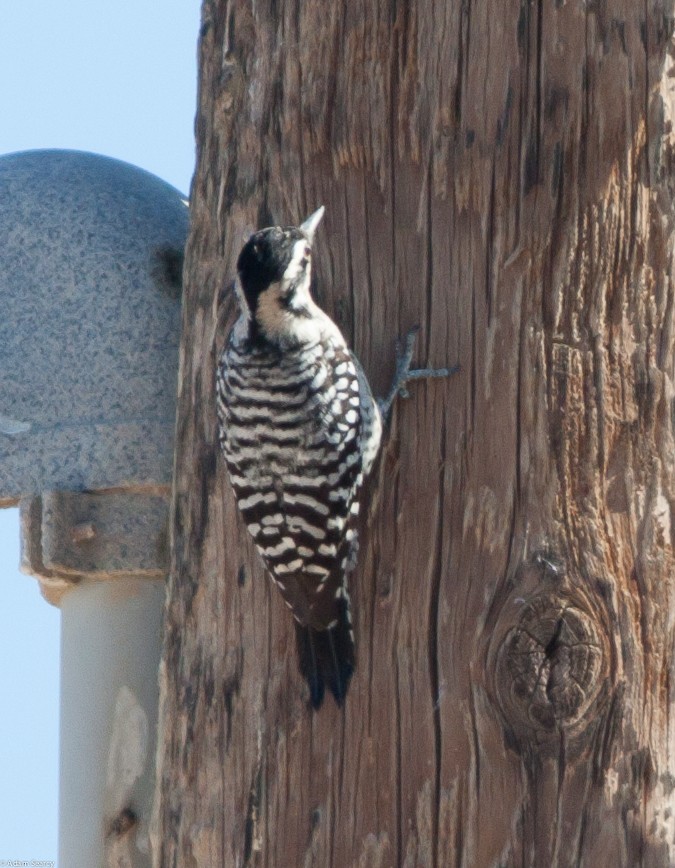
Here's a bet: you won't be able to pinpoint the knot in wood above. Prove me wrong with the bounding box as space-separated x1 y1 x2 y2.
495 594 605 735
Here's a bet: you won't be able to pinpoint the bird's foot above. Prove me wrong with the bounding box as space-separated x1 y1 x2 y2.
378 326 459 420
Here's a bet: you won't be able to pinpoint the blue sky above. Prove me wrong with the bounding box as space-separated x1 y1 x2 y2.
0 1 200 861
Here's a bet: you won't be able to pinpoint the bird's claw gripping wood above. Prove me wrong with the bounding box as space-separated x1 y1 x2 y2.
378 325 459 420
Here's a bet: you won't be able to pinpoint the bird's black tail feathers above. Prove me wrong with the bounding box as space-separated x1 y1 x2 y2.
295 601 355 709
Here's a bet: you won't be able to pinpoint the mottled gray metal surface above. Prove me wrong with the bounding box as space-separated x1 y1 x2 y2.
20 491 169 605
0 149 189 501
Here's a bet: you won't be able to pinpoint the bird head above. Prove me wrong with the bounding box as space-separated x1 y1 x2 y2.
235 207 325 342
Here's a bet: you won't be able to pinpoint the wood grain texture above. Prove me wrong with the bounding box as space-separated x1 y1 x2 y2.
152 1 675 865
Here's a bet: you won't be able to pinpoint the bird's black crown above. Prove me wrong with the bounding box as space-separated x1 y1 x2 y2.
237 225 308 311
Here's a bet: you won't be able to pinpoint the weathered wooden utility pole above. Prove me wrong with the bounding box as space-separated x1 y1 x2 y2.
153 2 675 864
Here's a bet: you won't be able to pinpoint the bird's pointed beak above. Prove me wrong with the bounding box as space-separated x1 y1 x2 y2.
300 206 325 242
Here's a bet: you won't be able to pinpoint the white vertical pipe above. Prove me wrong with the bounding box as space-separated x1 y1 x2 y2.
59 577 164 868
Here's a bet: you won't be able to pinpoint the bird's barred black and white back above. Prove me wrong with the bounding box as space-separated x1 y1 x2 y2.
216 207 382 707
